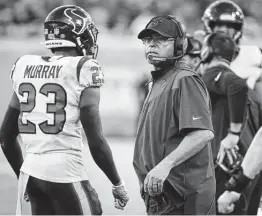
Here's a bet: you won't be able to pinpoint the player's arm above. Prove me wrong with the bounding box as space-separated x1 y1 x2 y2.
241 126 262 179
224 126 262 194
219 72 248 133
217 126 262 214
78 58 128 209
0 92 23 178
79 87 121 186
215 72 248 163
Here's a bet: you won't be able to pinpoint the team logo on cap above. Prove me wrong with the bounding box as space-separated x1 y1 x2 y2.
148 19 163 28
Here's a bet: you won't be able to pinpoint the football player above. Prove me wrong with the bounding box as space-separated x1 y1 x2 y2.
0 5 129 215
202 1 262 214
202 0 262 103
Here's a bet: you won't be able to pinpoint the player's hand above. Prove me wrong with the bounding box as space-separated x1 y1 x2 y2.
112 181 129 210
144 163 171 197
217 133 240 164
217 190 241 214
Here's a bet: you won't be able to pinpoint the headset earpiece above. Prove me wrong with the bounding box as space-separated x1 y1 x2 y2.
163 15 188 57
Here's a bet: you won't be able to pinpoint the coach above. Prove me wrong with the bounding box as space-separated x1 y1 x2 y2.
133 15 215 215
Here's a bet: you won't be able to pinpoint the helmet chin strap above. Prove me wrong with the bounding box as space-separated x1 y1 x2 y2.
76 37 87 56
233 31 242 42
75 36 99 58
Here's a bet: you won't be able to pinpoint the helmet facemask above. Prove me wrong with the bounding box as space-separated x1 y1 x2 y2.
75 23 99 58
202 0 244 43
207 20 243 43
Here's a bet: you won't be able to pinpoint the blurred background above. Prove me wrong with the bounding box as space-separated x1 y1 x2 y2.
0 0 262 214
1 0 262 136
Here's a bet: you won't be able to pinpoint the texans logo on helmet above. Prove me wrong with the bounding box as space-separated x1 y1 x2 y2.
64 8 90 35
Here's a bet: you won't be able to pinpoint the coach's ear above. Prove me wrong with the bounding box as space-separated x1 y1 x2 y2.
79 87 100 109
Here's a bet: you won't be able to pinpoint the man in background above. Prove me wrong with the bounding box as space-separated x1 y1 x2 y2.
202 1 262 214
200 31 262 215
202 0 262 103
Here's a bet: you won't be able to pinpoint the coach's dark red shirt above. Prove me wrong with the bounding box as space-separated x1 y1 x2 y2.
133 61 214 199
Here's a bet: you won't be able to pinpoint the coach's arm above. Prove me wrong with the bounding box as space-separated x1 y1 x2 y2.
80 87 121 186
144 129 214 196
161 129 214 168
0 93 23 179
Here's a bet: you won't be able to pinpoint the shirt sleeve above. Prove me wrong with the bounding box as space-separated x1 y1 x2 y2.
77 57 105 88
203 68 248 123
175 75 213 133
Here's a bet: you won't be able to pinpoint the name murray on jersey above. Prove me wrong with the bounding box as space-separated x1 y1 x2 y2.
24 65 63 79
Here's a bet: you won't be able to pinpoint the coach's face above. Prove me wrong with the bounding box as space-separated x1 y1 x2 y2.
142 33 175 66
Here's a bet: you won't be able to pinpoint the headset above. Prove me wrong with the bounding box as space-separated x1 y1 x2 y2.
146 15 188 62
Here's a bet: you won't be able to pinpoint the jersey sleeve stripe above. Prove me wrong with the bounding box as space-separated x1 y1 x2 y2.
76 56 91 83
10 57 21 80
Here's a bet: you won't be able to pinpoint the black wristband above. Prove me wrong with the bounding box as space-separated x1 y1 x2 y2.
225 166 251 193
228 129 241 136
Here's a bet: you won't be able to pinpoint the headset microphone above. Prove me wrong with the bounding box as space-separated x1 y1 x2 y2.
148 54 183 62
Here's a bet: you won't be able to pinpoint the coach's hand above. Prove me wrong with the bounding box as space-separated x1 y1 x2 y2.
217 190 241 214
144 163 171 196
112 180 129 210
217 133 239 165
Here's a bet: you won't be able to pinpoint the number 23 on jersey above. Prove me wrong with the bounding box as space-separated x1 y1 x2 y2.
18 82 66 134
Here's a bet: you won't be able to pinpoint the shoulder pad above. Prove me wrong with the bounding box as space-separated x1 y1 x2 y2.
76 57 104 88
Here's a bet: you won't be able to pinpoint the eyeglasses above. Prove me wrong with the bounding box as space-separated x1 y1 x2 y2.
141 36 175 46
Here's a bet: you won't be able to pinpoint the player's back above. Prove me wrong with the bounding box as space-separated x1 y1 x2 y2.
11 54 104 182
12 54 85 154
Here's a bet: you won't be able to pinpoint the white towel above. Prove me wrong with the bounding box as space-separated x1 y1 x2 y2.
16 172 29 215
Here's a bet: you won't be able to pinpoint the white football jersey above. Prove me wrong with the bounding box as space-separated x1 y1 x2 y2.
11 54 104 182
231 45 262 89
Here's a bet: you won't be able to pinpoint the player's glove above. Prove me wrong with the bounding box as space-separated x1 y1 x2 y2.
112 180 129 210
216 150 243 175
225 166 252 194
